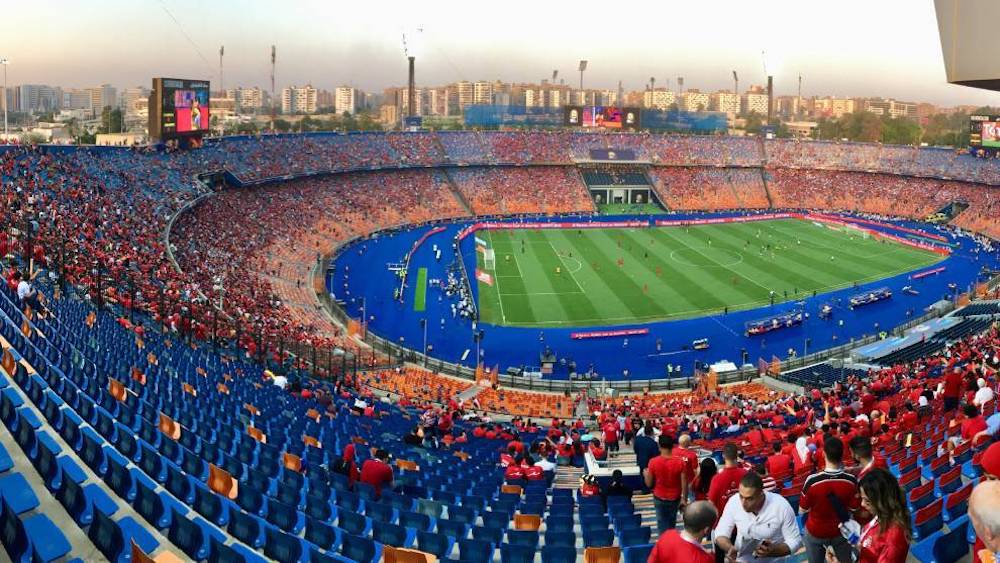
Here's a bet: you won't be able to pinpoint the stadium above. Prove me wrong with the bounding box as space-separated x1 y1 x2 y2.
1 2 1000 563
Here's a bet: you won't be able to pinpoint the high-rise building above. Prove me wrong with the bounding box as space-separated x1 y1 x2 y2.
335 87 362 115
87 84 117 113
864 98 918 120
456 81 474 109
316 89 335 109
121 87 150 118
281 85 317 114
227 87 265 113
61 88 92 111
811 96 856 119
643 89 676 110
742 86 769 115
18 84 61 113
680 90 710 112
710 91 741 115
473 81 493 105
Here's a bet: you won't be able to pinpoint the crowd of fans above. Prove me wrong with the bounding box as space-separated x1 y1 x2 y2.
447 166 594 215
650 167 769 210
2 131 1000 398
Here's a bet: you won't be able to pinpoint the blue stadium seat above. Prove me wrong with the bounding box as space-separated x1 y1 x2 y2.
544 530 576 547
500 542 536 563
372 520 414 548
416 530 455 559
457 537 495 563
263 527 305 563
623 543 655 563
304 516 341 552
227 508 266 549
542 545 578 563
340 533 380 563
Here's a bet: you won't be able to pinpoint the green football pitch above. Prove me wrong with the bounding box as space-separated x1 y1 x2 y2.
474 218 944 327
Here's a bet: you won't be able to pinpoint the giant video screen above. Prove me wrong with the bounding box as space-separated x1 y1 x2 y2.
969 114 1000 148
159 78 210 136
564 106 640 130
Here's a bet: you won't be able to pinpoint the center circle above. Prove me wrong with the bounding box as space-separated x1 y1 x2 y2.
670 247 744 268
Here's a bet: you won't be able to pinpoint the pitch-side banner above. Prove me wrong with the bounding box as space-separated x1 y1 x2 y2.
570 328 649 340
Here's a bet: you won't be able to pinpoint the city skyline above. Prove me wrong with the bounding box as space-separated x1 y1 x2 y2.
3 0 999 107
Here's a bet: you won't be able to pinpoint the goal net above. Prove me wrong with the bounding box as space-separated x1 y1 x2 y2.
484 248 496 270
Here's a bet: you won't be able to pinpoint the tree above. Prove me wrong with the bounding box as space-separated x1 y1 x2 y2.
273 119 291 132
743 113 765 135
97 106 123 134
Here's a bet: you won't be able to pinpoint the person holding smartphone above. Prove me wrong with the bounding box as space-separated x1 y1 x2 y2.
825 469 911 563
715 471 801 562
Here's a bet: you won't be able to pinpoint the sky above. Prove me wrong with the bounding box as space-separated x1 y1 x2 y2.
2 0 999 107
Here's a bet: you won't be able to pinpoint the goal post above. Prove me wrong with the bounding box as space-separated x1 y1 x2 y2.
484 248 496 271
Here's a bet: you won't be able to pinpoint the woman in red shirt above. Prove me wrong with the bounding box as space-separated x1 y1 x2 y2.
828 468 911 563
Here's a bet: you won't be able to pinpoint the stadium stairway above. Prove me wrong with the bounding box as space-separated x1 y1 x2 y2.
441 171 475 216
759 167 775 209
552 466 583 491
454 383 485 404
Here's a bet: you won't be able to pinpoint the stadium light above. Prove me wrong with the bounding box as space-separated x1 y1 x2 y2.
578 60 587 93
1 58 8 138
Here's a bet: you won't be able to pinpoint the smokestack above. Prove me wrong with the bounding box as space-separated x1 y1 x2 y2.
767 75 773 125
407 56 416 120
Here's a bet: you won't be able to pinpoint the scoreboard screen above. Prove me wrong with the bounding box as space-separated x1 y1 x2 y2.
564 106 640 130
149 77 210 141
970 114 1000 148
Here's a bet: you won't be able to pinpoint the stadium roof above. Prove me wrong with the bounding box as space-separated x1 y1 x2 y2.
936 0 1000 92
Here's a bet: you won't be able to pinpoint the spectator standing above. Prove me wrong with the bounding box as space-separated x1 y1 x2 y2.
714 472 802 562
645 434 688 534
649 501 717 563
801 437 860 563
826 468 911 563
708 443 749 515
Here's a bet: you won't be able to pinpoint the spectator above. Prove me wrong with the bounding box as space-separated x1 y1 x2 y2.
604 469 633 500
634 421 660 477
649 500 717 563
826 468 911 563
801 437 860 563
975 378 995 408
963 404 988 442
766 441 793 477
850 436 887 480
715 471 802 562
331 444 360 487
692 457 717 501
676 433 700 489
403 426 423 446
943 367 964 412
971 481 1000 563
708 443 748 515
645 434 688 534
360 449 394 499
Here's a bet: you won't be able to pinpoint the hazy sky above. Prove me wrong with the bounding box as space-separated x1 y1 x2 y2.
3 0 999 107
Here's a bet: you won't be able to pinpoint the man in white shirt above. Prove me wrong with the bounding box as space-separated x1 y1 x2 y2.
271 374 288 390
715 472 802 563
975 378 995 408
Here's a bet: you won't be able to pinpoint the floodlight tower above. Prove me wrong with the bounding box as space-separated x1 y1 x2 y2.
1 58 8 138
578 60 588 97
402 27 423 123
270 46 276 131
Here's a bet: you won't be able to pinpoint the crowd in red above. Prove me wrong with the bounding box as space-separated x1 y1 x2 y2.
649 167 769 210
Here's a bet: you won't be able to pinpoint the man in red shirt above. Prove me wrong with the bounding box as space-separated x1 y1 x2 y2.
603 420 620 453
648 500 716 563
645 434 688 534
963 404 988 442
675 434 699 486
801 437 859 563
943 367 964 412
766 441 792 478
708 443 748 516
359 449 394 499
